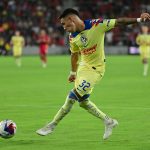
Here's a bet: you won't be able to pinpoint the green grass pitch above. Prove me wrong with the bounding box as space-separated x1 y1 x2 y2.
0 55 150 150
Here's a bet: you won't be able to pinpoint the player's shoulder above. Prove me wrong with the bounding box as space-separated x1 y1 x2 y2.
69 19 96 39
84 18 106 28
91 18 104 26
69 19 92 39
89 18 116 30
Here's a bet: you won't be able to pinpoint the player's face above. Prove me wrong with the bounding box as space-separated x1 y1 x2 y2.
41 30 46 35
141 26 149 34
60 16 77 33
15 31 20 36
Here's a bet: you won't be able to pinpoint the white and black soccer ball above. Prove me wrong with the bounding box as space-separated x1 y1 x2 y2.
0 120 17 139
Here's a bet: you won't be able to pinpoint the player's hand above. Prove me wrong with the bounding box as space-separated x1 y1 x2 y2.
140 13 150 22
68 74 76 82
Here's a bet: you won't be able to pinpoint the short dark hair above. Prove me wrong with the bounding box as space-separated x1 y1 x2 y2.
59 8 79 19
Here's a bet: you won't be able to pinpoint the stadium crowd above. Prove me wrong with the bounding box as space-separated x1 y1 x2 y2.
0 0 150 55
75 0 150 46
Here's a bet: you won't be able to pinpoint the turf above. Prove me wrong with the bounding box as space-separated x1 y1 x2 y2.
0 55 150 150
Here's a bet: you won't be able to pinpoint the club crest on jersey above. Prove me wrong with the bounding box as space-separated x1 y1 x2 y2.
80 35 88 47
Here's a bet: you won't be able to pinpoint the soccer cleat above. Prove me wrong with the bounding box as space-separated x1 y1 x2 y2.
36 122 56 136
103 119 118 140
42 63 47 68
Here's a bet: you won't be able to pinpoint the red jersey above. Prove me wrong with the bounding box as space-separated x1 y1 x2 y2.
38 35 50 54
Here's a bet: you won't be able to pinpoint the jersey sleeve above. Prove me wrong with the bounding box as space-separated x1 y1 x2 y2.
100 19 116 32
92 18 116 32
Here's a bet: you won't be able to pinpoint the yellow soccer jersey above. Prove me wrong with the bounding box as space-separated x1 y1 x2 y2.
69 18 116 67
136 34 150 50
11 36 24 48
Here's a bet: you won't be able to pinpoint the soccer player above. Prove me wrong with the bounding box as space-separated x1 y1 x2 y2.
37 29 50 68
10 30 25 67
136 25 150 76
36 8 150 140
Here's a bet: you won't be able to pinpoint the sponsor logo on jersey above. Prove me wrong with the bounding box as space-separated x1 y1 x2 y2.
81 44 97 55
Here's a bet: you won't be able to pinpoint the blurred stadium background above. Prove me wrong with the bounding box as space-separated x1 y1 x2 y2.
0 1 150 150
0 0 150 56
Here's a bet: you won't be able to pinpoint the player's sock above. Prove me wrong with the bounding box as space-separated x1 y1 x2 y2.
79 100 108 120
41 55 47 67
43 56 47 63
16 58 21 67
143 63 149 76
42 62 47 68
52 96 76 125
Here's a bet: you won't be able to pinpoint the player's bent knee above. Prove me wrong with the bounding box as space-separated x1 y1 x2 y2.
61 101 74 113
61 107 69 114
68 98 75 104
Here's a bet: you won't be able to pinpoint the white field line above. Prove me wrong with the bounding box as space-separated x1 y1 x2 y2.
0 105 150 110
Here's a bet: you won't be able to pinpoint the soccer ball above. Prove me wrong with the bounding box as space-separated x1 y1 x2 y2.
0 120 17 139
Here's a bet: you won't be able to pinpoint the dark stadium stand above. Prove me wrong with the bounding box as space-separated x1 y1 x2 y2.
0 0 149 55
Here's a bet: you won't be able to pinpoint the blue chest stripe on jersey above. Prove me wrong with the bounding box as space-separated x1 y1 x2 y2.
71 20 92 38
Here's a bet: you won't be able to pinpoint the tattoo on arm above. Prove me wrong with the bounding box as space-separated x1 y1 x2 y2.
115 18 137 26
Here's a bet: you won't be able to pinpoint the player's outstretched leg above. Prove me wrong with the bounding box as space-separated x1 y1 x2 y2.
36 90 76 136
79 99 118 140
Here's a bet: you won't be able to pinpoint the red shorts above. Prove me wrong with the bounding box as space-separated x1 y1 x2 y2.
39 45 48 55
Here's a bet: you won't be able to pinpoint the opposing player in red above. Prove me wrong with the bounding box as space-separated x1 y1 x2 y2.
37 29 50 68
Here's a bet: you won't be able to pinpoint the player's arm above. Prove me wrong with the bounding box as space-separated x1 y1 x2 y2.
115 13 150 26
71 52 79 72
68 52 79 82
